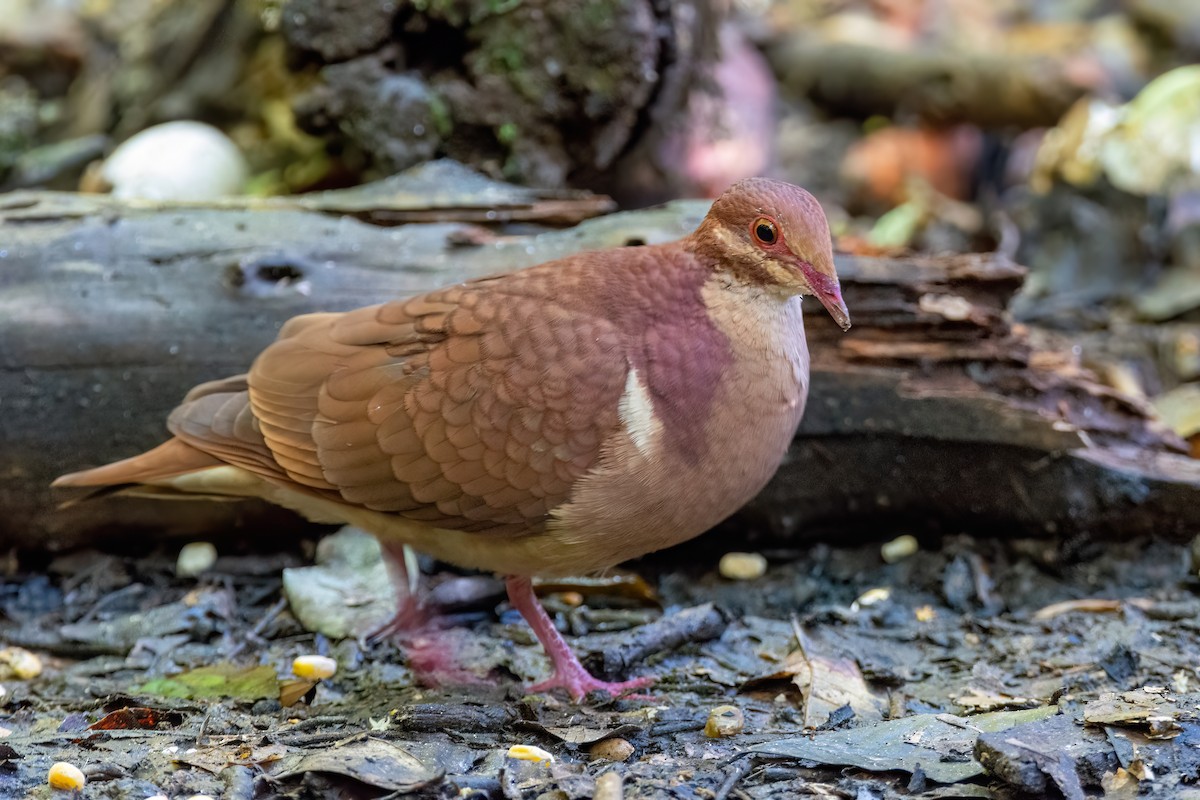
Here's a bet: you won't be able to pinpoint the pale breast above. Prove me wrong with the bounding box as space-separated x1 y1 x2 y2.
538 283 810 575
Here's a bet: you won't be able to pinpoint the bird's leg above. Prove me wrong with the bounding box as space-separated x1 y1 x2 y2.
505 575 653 701
367 542 428 641
366 543 488 687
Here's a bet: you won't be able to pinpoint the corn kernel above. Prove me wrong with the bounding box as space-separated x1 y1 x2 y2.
292 655 337 680
48 762 86 790
507 744 555 763
851 587 891 610
880 534 918 563
705 705 744 738
719 552 767 581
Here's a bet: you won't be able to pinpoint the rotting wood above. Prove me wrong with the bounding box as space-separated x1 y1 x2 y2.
1 173 1198 550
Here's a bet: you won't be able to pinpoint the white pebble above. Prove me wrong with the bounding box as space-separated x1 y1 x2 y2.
101 121 247 201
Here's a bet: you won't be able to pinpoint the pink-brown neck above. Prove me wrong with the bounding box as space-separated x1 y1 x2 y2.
688 178 849 329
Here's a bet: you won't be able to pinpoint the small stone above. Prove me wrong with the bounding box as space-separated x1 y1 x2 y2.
176 542 218 577
48 761 86 790
292 655 337 680
705 704 744 738
589 736 634 761
718 552 767 581
0 646 42 679
507 744 554 763
880 534 918 563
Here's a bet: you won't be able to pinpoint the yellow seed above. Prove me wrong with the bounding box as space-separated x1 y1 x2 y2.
915 605 936 622
292 655 337 680
0 647 43 679
880 534 918 563
718 552 767 581
48 762 86 790
589 736 634 761
507 744 555 763
705 705 745 738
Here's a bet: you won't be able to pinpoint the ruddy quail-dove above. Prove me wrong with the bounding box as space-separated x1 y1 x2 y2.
55 178 850 700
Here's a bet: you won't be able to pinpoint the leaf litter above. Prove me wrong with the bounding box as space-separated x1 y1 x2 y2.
2 527 1200 797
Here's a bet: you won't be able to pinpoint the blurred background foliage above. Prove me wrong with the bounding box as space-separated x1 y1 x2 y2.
3 0 1200 450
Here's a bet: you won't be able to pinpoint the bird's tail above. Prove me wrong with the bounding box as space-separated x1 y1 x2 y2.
53 438 349 523
53 438 223 488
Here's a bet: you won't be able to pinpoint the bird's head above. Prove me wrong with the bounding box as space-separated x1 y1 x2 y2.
697 177 850 331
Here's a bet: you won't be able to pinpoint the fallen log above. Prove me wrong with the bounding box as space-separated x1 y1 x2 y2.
1 168 1196 550
767 36 1086 129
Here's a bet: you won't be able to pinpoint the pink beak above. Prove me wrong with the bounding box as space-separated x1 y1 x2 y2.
800 263 851 331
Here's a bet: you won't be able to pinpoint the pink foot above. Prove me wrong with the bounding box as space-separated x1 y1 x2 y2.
366 541 430 642
365 542 492 688
526 669 654 700
505 575 653 702
366 598 430 641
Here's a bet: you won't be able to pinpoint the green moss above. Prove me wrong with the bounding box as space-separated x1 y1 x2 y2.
472 0 522 22
428 93 454 139
487 41 525 73
496 122 518 145
579 0 616 28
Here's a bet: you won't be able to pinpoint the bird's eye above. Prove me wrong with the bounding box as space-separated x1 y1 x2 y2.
752 218 778 246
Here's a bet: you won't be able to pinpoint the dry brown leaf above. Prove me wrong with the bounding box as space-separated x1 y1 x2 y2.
787 649 885 729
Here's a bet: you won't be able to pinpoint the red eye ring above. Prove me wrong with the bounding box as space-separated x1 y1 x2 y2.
751 217 778 246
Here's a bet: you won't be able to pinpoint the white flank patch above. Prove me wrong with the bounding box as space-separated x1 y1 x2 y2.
618 366 661 456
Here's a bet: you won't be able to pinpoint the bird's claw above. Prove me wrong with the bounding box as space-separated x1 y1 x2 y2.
525 671 654 702
365 600 430 644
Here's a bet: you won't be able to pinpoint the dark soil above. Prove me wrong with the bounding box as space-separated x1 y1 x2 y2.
2 518 1199 799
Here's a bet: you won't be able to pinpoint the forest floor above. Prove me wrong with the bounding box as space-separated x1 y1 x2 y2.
2 518 1199 799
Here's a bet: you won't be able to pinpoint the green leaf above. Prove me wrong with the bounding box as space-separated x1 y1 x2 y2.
138 662 279 702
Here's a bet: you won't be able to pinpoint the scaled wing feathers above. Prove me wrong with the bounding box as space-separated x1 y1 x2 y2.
167 277 629 534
